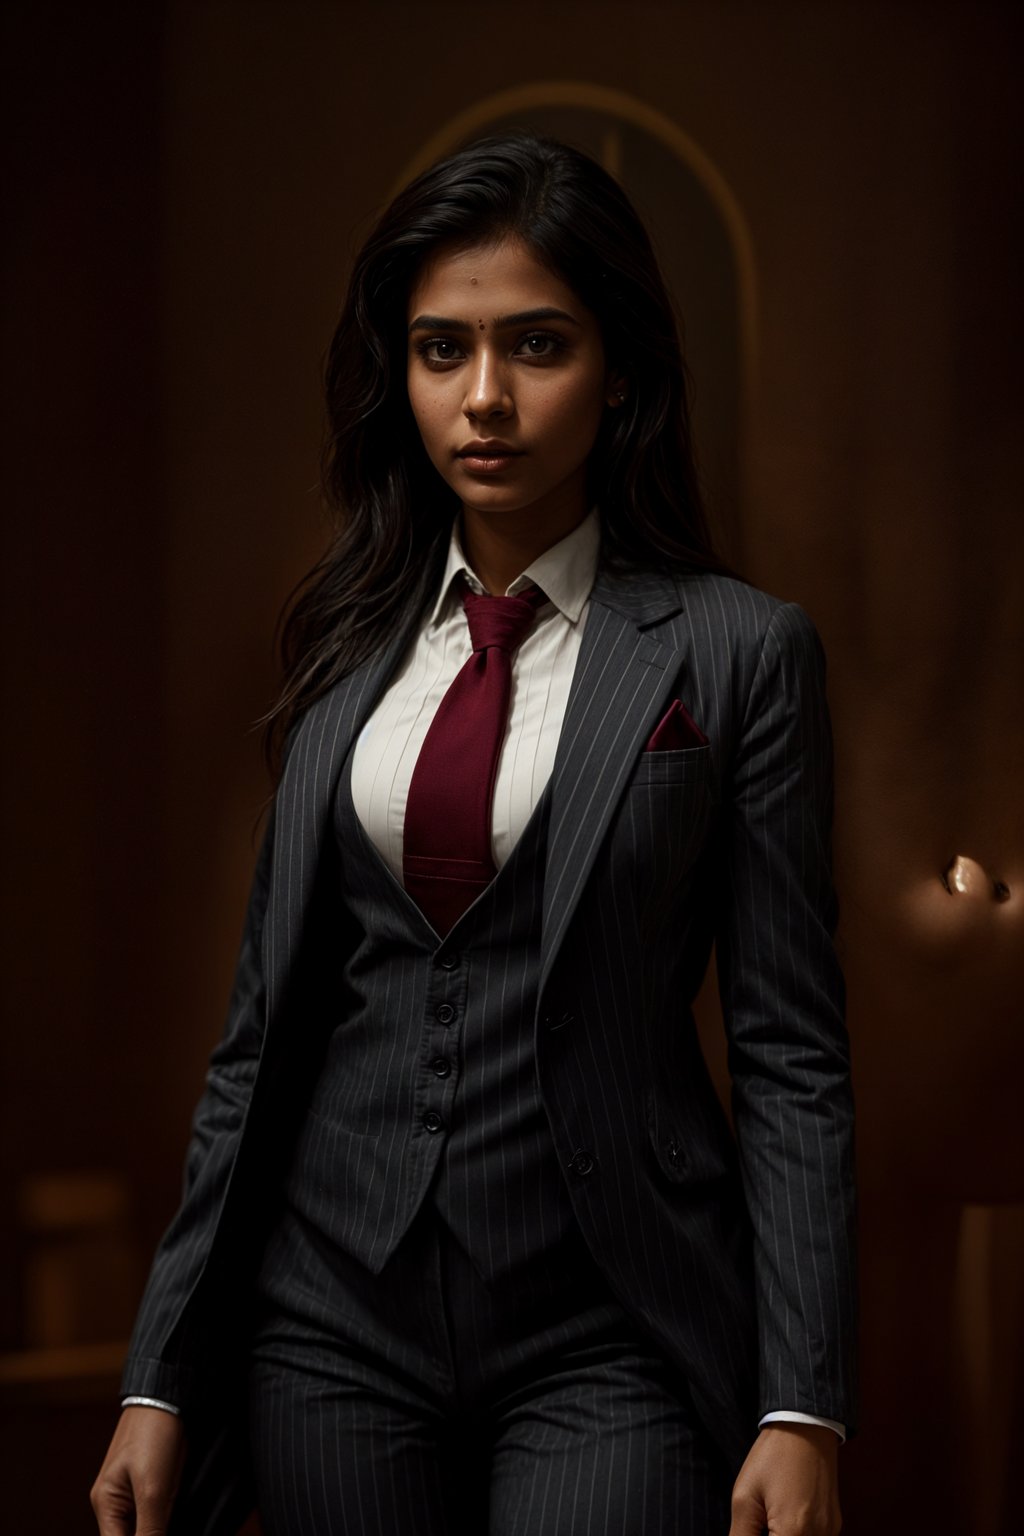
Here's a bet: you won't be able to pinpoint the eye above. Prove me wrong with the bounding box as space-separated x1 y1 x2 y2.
515 331 567 360
414 337 464 368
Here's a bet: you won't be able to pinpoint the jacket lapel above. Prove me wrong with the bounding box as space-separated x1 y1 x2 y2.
539 565 687 995
262 617 419 1018
263 561 689 1011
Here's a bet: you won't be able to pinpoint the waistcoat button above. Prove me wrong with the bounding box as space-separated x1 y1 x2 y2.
422 1111 444 1133
430 1057 451 1078
437 953 459 971
568 1148 595 1176
435 1003 456 1025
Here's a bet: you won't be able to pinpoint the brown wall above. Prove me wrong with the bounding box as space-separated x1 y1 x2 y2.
2 2 1021 1530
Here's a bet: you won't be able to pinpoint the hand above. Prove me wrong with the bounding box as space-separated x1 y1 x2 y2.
728 1424 841 1536
90 1406 186 1536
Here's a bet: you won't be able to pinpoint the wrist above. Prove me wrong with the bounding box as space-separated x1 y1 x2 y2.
759 1422 839 1455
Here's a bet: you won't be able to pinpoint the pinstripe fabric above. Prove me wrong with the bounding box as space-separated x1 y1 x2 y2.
279 738 580 1281
122 561 857 1525
247 1204 731 1535
116 611 427 1416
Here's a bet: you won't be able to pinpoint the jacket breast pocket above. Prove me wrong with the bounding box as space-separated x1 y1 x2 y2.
628 743 715 792
603 745 716 905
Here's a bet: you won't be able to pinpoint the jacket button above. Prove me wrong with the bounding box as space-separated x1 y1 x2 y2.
666 1138 684 1169
430 1057 451 1078
435 1003 456 1025
422 1111 444 1133
568 1148 595 1176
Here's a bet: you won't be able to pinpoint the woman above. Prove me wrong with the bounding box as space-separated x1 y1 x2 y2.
92 132 856 1536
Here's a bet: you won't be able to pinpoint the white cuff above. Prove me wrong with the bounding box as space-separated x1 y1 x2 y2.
122 1395 181 1416
759 1410 846 1442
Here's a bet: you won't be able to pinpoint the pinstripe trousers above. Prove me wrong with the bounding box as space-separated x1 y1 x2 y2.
247 1201 733 1535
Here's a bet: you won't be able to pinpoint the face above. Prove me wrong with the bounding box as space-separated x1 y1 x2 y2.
406 235 624 530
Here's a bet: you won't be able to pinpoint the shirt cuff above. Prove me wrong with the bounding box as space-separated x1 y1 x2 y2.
122 1395 181 1416
759 1410 846 1442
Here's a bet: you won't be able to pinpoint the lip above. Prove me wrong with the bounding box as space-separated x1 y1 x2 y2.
456 441 525 475
456 440 524 458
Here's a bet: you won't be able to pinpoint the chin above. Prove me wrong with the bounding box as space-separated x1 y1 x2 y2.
459 487 538 514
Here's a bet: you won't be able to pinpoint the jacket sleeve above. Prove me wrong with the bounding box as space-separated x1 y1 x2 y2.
715 601 858 1433
120 800 277 1414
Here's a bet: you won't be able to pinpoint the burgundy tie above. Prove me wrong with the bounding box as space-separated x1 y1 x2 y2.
403 575 547 935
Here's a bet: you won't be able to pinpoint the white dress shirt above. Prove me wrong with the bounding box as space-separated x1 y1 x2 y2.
350 509 600 879
125 507 843 1440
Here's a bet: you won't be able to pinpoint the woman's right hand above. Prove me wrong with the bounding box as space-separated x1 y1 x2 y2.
90 1406 186 1535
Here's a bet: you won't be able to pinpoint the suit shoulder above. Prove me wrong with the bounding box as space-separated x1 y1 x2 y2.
674 572 819 646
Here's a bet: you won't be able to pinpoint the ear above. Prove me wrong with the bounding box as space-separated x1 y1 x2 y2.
605 369 630 408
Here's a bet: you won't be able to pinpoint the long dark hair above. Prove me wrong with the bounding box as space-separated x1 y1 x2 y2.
266 130 729 774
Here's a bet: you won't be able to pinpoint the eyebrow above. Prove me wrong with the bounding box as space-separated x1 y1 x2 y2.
407 306 581 334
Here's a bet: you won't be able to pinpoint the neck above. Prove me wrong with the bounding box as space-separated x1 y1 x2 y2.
460 489 588 595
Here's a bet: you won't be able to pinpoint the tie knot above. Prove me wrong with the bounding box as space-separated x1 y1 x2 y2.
460 578 546 654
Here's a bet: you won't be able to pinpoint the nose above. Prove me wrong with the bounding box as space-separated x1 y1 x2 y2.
462 347 513 421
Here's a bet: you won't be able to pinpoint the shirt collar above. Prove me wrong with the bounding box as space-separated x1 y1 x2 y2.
427 507 601 628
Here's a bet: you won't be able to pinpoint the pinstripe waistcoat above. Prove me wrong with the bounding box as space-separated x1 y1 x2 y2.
124 562 858 1532
278 737 581 1281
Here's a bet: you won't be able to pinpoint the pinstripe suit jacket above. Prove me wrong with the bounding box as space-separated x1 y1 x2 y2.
124 560 857 1530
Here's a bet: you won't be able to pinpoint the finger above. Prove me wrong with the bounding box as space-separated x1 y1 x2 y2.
90 1476 135 1536
727 1495 766 1536
131 1486 175 1536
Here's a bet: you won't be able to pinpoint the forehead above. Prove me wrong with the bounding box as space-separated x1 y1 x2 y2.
407 236 579 318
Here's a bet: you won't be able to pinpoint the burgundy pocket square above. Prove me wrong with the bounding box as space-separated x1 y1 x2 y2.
645 699 709 752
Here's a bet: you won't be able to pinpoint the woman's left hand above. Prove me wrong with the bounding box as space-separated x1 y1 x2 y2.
728 1423 841 1535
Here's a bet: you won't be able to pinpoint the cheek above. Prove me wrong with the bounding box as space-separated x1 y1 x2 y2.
407 382 447 458
538 379 606 457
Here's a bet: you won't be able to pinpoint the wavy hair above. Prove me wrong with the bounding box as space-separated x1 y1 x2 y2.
265 131 729 774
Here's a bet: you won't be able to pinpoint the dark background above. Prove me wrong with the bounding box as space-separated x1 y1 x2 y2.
1 2 1021 1530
